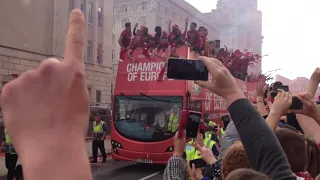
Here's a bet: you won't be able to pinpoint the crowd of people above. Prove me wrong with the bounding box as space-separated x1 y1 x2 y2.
118 18 221 61
1 9 320 180
163 57 320 179
118 19 261 82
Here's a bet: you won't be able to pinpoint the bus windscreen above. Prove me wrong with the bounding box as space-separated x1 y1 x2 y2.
113 95 183 142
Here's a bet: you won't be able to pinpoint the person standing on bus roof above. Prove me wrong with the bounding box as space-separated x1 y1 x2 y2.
118 22 132 61
91 112 107 163
167 104 180 133
0 128 18 180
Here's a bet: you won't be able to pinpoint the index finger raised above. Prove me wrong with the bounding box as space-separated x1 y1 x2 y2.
64 9 86 65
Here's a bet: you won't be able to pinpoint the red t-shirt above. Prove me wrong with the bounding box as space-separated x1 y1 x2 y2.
130 37 142 50
141 33 152 46
154 32 168 48
168 32 183 47
185 30 201 47
120 29 132 48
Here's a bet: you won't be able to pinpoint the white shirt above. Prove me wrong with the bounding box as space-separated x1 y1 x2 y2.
153 111 166 128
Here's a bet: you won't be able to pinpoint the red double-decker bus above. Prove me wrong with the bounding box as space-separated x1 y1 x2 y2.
111 46 257 164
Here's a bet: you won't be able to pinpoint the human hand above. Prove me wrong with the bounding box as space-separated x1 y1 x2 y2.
173 130 186 157
1 10 89 157
195 57 245 104
194 142 217 165
185 18 189 23
292 92 320 119
270 91 292 116
310 67 320 83
187 162 203 180
194 132 205 147
255 79 265 98
135 23 138 28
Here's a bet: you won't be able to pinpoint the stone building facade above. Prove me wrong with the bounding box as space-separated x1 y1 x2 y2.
0 0 114 108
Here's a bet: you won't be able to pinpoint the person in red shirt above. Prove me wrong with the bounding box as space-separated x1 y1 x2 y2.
203 29 209 56
140 26 153 59
208 41 216 57
127 29 142 62
118 22 132 61
182 19 201 49
168 24 185 48
192 26 205 55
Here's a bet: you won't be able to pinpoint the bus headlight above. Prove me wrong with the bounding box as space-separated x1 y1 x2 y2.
165 146 174 152
111 140 123 155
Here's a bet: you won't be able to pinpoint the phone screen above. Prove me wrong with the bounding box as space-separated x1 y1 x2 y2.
190 158 206 168
290 96 303 110
167 58 208 81
186 112 201 138
279 85 289 92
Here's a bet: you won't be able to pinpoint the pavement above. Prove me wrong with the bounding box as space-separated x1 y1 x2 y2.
91 161 165 180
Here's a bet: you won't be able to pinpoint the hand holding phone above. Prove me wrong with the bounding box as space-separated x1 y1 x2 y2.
167 58 208 81
189 158 206 169
178 110 201 138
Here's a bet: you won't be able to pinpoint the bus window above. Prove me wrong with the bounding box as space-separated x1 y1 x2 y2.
114 96 183 142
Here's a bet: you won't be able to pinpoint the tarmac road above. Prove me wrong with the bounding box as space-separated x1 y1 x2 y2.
91 159 165 180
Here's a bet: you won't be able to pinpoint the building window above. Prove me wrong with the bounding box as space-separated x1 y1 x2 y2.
142 1 147 10
122 19 129 28
97 43 103 64
112 34 115 44
112 49 115 62
88 87 92 100
165 6 169 15
172 11 176 19
111 83 114 95
113 6 116 14
113 20 115 28
80 0 85 13
157 2 160 11
88 2 93 24
98 7 103 28
69 0 75 13
122 5 129 13
87 40 92 61
96 90 101 103
112 66 115 75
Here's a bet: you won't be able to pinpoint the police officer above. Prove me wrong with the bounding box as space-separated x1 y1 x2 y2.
183 126 219 179
167 104 180 133
90 112 107 163
203 115 220 144
0 128 18 180
220 115 231 139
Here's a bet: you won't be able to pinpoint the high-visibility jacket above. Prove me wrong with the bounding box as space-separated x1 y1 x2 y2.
168 113 179 133
93 121 106 139
184 138 216 161
4 129 16 154
220 128 225 135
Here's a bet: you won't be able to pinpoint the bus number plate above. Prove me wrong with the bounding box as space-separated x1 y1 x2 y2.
136 159 153 164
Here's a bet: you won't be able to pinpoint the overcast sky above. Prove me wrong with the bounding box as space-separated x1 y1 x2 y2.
185 0 320 80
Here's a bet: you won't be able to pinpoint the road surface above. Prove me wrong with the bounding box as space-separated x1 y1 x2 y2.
91 159 165 180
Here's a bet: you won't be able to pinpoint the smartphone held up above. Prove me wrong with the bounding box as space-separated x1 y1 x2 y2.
269 85 303 110
178 110 202 139
167 58 208 81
